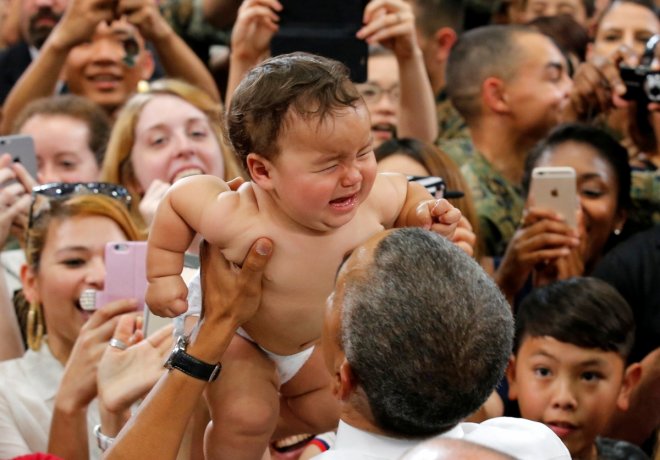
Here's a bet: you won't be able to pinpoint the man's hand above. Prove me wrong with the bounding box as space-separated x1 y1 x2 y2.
49 0 116 50
357 0 418 60
199 237 273 328
230 0 281 63
117 0 172 42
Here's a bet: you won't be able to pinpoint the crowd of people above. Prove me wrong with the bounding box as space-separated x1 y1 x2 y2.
0 0 657 459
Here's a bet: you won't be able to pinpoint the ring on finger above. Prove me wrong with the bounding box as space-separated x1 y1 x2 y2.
395 12 403 23
109 338 128 350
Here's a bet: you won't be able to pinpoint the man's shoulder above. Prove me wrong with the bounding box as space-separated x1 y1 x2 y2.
453 417 570 460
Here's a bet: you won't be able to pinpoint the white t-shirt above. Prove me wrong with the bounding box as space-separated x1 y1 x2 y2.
0 340 101 459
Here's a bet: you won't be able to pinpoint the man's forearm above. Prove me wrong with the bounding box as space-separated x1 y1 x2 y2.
104 317 237 460
397 49 438 143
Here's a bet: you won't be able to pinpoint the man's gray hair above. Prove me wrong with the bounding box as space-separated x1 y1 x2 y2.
341 228 513 437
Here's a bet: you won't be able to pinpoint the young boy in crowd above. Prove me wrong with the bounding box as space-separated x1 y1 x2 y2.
145 52 461 459
507 277 647 460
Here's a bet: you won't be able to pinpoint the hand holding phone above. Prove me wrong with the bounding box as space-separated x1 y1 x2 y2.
0 135 38 185
529 166 578 229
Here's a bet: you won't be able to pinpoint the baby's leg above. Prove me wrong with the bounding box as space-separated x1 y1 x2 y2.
274 346 340 439
204 334 280 460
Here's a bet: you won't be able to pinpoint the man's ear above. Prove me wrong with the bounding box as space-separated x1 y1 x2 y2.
139 49 156 81
433 27 458 62
20 264 39 305
246 153 276 190
506 354 519 400
337 359 358 401
617 362 642 412
483 76 510 114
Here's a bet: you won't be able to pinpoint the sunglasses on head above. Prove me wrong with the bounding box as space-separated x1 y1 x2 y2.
28 182 132 229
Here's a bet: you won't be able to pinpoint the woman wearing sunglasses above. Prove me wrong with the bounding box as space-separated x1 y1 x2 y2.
0 188 171 459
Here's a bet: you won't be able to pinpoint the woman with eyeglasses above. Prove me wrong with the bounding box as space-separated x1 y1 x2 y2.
0 192 171 459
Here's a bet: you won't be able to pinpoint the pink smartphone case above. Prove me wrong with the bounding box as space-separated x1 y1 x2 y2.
95 241 148 310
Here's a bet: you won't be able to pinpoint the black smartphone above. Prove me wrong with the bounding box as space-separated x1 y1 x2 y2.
270 0 369 83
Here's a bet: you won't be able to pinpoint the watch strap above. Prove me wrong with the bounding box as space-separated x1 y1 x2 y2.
165 337 221 382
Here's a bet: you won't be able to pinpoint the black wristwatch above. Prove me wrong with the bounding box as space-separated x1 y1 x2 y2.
164 335 222 382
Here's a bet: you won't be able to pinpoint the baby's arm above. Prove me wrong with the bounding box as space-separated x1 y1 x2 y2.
146 176 231 317
394 181 462 239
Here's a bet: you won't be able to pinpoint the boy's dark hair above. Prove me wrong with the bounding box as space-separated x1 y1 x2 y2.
445 25 537 123
514 277 635 361
522 123 632 211
227 52 362 173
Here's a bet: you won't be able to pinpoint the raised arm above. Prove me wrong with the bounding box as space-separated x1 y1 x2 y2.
224 0 280 108
118 0 220 102
106 238 273 460
358 0 437 143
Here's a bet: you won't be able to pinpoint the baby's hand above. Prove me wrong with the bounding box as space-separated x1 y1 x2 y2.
414 199 462 240
145 275 189 317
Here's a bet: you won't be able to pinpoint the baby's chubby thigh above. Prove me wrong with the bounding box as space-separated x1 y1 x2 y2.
275 346 340 439
204 334 280 458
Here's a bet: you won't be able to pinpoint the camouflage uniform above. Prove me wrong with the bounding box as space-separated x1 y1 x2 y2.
441 138 524 257
435 90 471 144
630 168 660 228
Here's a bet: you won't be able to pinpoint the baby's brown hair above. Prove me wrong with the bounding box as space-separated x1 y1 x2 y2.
227 52 362 174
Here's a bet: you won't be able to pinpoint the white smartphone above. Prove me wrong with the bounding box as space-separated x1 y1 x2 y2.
529 166 578 229
0 134 38 183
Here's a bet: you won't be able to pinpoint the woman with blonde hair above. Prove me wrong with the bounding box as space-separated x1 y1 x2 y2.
101 79 244 229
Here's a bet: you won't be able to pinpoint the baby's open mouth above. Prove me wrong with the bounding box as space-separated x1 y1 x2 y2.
330 193 358 208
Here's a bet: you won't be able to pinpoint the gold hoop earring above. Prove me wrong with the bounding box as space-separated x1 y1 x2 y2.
26 302 44 351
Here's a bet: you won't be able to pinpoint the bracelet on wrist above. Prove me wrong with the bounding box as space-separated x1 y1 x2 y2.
93 424 115 452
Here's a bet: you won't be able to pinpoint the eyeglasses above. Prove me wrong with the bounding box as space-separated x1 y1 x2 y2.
28 182 132 230
357 83 401 104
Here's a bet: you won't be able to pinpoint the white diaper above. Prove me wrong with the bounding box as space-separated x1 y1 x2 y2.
179 270 314 385
235 327 314 385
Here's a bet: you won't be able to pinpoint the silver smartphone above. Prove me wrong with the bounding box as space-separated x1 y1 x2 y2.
0 135 38 182
529 166 578 229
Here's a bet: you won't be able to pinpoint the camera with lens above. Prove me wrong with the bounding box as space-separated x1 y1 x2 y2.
620 35 660 103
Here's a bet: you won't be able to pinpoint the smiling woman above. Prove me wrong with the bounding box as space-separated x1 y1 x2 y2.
0 193 142 459
101 79 244 229
495 123 632 305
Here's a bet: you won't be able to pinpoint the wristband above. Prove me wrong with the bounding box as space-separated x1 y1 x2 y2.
93 424 115 452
